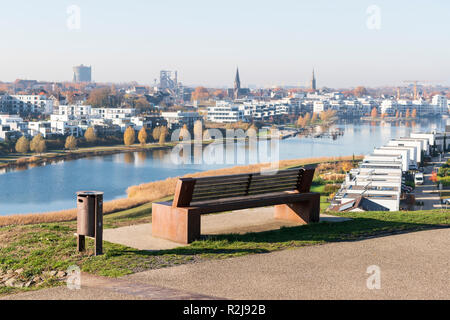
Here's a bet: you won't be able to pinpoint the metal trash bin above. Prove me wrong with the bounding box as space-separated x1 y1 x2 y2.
76 191 104 255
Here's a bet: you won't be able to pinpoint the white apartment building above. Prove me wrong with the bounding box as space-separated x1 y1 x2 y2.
161 111 203 129
91 107 136 120
372 148 410 171
50 114 84 136
58 105 92 117
431 95 448 114
377 146 417 167
387 139 423 163
363 154 407 171
28 121 51 137
380 99 397 116
207 102 245 123
411 132 447 152
0 94 54 115
313 100 330 113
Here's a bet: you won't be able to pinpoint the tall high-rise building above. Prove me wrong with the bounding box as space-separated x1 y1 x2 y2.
73 64 92 83
310 69 316 91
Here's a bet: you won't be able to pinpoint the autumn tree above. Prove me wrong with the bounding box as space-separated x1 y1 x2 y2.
30 134 44 153
124 126 136 146
303 113 311 126
371 107 378 119
138 127 147 145
320 110 337 122
135 96 151 110
87 88 112 107
152 126 161 141
15 136 30 153
191 87 210 101
353 86 368 97
159 126 168 145
341 161 353 172
395 111 400 118
84 127 97 143
65 135 77 150
311 112 318 123
412 109 417 118
405 109 411 118
36 139 47 154
296 116 304 127
212 89 226 99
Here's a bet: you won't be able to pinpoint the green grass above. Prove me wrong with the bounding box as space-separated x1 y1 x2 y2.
1 207 449 296
439 190 450 200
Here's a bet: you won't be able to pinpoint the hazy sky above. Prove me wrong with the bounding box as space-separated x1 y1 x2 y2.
0 0 449 88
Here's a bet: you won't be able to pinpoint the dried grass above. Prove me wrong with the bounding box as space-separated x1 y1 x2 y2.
0 155 362 227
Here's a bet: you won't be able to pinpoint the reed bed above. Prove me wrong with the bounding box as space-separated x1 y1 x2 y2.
0 155 362 227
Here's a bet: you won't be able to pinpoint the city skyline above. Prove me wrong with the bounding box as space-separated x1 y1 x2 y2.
0 0 449 87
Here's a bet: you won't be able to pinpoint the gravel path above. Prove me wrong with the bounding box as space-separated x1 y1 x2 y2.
3 228 449 300
124 228 450 300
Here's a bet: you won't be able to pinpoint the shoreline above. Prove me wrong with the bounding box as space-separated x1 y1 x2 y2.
0 155 363 226
0 135 285 172
361 116 418 122
0 142 179 171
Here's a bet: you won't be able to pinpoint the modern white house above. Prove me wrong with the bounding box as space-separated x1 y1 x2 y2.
387 139 424 163
410 132 447 152
161 111 203 129
329 131 449 213
58 105 92 118
372 148 410 171
376 146 417 168
91 107 136 120
207 102 245 123
363 154 407 172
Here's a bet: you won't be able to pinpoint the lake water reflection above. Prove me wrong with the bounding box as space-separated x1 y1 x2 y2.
0 118 447 215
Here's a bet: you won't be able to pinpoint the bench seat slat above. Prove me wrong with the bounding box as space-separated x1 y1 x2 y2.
187 192 316 214
247 185 298 194
193 181 249 191
193 169 302 185
193 177 299 194
192 180 300 201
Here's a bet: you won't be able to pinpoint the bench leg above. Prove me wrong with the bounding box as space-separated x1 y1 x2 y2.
274 193 320 224
152 203 201 244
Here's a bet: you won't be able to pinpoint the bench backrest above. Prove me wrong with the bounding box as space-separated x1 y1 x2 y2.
172 167 315 207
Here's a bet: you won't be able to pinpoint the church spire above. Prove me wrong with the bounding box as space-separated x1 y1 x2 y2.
234 67 241 100
234 67 241 90
311 68 317 91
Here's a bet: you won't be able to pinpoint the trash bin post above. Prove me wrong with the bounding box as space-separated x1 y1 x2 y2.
94 194 103 256
76 191 104 256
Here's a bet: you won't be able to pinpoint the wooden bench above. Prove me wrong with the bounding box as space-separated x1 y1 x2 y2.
152 167 320 244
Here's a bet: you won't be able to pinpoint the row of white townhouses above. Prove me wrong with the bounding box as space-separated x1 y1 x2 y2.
330 131 447 212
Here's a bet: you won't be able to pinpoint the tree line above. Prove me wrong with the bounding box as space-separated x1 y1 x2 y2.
13 125 172 155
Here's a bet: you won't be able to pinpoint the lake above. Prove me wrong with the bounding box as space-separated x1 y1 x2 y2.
1 118 448 215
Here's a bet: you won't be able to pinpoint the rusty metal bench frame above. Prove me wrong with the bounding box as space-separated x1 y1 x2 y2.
152 167 320 244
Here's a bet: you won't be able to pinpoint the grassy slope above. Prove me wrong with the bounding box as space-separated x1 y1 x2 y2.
1 203 449 296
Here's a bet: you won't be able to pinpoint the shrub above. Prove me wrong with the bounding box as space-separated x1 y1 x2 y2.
437 176 450 187
323 184 341 195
